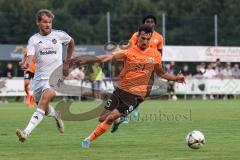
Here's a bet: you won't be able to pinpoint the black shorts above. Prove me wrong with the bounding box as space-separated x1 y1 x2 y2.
104 88 143 116
24 71 34 80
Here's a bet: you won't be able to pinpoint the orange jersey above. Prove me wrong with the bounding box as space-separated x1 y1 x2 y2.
130 31 163 51
117 46 162 98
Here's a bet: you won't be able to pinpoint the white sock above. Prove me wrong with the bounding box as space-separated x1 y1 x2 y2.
24 108 45 135
46 105 56 118
114 117 121 124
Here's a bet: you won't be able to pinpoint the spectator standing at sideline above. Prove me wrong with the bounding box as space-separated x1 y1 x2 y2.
232 64 240 78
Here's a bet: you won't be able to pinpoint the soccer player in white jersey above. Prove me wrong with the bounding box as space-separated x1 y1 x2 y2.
16 9 75 142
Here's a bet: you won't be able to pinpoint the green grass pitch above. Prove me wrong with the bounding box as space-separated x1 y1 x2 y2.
0 100 239 160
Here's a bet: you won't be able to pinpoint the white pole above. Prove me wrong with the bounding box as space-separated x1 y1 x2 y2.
214 14 218 46
107 12 111 77
162 13 166 45
107 12 111 42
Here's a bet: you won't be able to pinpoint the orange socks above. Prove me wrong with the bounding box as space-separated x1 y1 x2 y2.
24 84 30 96
25 84 35 109
89 122 110 141
28 96 35 109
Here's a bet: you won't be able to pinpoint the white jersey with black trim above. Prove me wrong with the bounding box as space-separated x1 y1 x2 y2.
27 29 72 80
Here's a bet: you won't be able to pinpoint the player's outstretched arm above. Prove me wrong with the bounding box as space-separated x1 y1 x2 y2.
161 72 185 83
64 54 113 65
63 50 125 76
65 50 126 64
97 50 126 62
155 63 185 83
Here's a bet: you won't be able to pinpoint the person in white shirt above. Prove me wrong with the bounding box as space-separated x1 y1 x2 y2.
67 64 85 80
203 63 217 78
203 63 217 100
16 9 75 142
222 62 233 78
232 64 240 78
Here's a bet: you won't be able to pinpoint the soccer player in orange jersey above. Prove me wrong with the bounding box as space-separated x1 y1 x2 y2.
128 15 164 119
68 24 184 148
130 15 163 54
19 48 36 109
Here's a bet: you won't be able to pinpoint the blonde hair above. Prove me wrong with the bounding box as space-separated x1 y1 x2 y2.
36 9 54 21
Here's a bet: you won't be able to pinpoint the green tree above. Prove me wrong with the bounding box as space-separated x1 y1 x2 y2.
0 0 49 44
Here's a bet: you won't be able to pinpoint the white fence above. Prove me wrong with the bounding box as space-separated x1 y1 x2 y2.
163 46 240 62
1 78 240 96
175 78 240 95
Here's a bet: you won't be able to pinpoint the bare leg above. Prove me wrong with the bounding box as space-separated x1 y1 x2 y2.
16 88 58 142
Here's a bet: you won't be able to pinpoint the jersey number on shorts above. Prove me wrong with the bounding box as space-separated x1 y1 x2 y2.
105 99 112 108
